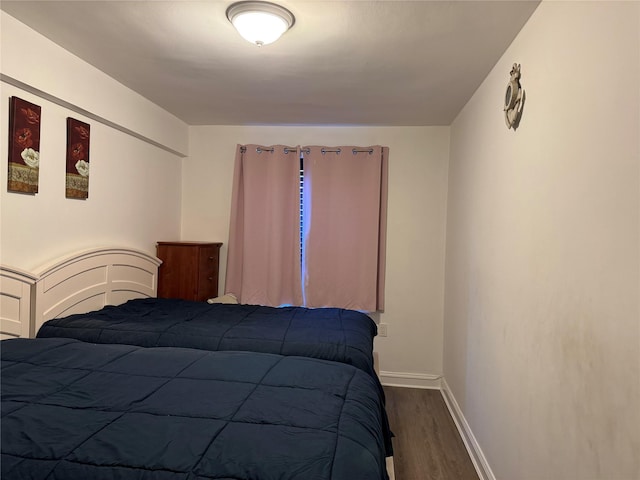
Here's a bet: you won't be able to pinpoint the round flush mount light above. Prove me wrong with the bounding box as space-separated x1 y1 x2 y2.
226 1 295 46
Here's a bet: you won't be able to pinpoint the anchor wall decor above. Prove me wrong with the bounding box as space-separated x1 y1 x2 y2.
504 63 525 130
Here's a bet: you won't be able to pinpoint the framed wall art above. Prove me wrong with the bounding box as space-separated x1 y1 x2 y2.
66 117 90 199
7 97 41 194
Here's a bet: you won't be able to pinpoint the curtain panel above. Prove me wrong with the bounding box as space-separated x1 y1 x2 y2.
303 146 388 311
225 143 387 312
225 144 303 306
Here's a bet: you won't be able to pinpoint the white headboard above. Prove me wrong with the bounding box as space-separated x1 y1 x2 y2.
33 247 161 334
0 266 38 339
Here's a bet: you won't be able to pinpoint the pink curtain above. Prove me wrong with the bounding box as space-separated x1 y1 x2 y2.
303 146 388 311
225 145 302 306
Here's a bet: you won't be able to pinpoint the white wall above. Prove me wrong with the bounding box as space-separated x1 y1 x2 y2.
0 12 187 270
444 2 639 479
182 126 450 379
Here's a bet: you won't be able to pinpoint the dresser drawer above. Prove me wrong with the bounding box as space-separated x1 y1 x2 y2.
197 246 219 301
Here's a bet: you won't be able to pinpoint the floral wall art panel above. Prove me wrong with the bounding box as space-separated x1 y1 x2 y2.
7 97 41 194
66 117 90 199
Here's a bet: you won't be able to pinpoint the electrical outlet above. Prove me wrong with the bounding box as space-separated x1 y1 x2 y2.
378 323 388 337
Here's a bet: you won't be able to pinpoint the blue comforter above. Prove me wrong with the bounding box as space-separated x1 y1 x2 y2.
38 299 378 380
1 337 389 480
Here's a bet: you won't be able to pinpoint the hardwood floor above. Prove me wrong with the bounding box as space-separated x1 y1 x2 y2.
383 386 479 480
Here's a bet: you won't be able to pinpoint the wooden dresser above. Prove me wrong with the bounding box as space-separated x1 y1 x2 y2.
156 242 222 301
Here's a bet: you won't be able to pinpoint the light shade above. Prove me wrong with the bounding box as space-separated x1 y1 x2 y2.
226 1 295 46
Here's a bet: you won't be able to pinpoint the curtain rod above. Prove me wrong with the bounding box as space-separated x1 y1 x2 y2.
319 148 374 155
240 146 374 155
239 146 294 154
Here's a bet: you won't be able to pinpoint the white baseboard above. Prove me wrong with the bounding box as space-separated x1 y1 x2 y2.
379 370 442 389
440 378 496 480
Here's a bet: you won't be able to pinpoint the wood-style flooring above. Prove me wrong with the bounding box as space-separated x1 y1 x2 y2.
383 386 479 480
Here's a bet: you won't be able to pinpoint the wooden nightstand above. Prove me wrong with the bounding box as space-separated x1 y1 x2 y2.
156 241 223 301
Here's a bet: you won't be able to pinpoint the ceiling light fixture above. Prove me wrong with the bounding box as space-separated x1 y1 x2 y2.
226 1 295 47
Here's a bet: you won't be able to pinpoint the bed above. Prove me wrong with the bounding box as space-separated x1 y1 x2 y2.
37 298 379 383
32 248 376 378
2 337 389 479
1 247 394 479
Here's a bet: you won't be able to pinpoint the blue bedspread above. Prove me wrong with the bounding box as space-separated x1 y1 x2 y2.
1 337 389 480
38 299 378 380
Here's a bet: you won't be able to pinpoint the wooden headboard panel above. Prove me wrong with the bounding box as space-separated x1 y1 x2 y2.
33 247 161 334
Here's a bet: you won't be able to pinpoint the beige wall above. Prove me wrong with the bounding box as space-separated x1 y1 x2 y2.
444 2 639 479
182 126 450 378
0 12 186 270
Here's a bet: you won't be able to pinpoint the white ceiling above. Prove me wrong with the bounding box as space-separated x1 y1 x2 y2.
1 0 540 126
